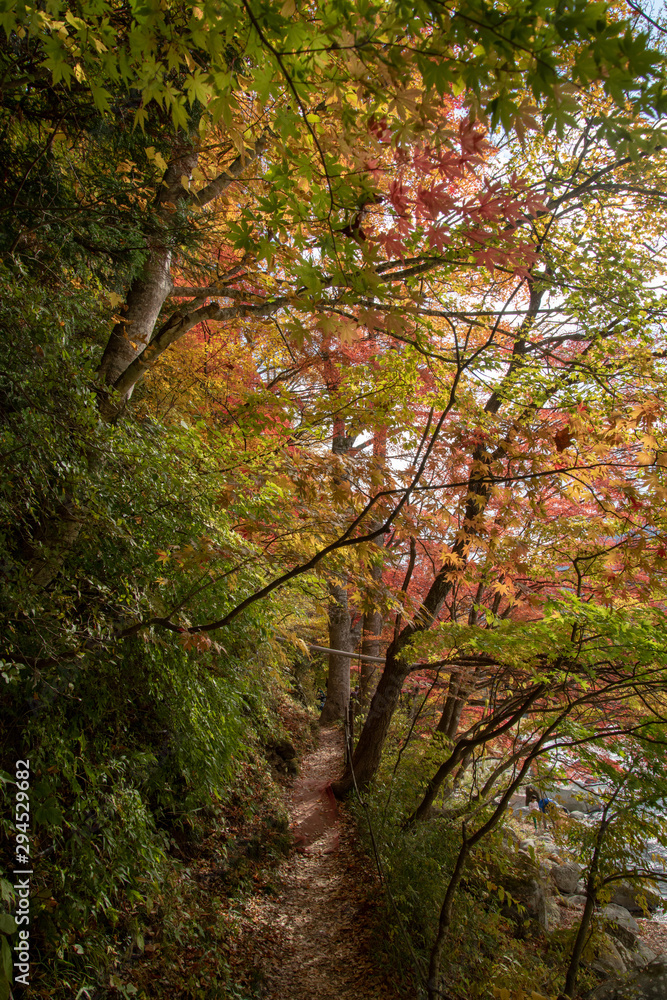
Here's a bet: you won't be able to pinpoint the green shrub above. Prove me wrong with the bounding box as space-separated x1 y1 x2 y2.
352 720 573 999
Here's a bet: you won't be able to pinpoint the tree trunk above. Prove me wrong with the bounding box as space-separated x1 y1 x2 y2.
332 442 504 796
332 638 410 792
331 291 545 796
97 149 199 401
437 667 477 739
359 571 383 710
98 244 175 388
408 683 546 823
561 814 610 998
319 581 353 723
319 419 355 724
97 140 266 409
23 146 265 589
25 150 199 586
359 427 387 709
427 717 562 998
332 547 461 796
437 671 461 736
427 836 470 999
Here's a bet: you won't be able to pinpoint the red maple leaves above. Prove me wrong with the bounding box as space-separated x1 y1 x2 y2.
367 118 545 275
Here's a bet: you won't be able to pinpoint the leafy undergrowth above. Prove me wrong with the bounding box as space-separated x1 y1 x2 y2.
358 820 581 1000
23 695 317 1000
349 716 599 1000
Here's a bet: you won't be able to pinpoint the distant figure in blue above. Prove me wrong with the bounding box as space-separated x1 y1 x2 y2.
317 687 326 711
526 786 553 829
525 786 552 811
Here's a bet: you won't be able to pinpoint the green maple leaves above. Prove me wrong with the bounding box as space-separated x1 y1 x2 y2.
2 0 664 136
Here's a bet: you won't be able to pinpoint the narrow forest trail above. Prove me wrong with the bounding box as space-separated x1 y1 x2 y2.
242 727 404 1000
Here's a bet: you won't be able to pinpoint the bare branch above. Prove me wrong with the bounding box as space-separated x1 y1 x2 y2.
190 139 267 208
112 296 287 398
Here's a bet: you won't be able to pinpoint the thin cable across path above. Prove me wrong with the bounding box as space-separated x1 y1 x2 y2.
243 726 405 1000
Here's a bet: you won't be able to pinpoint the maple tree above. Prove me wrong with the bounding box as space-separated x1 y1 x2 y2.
3 0 667 996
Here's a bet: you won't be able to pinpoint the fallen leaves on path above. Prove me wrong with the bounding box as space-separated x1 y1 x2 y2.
239 726 405 1000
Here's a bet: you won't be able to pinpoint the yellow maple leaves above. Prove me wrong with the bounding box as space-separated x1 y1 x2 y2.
492 987 555 1000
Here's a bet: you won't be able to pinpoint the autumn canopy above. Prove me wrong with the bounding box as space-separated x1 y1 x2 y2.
3 0 667 996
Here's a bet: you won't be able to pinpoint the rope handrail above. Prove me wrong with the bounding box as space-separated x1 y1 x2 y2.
307 642 386 663
307 642 494 674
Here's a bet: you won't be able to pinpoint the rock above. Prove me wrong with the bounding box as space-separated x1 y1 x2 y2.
585 954 667 999
502 827 522 849
643 954 667 979
266 738 298 776
635 941 657 968
563 894 588 909
585 975 626 1000
272 738 297 760
521 884 540 912
618 939 657 972
536 891 561 932
610 883 661 915
536 835 556 849
552 860 585 894
615 940 638 972
602 903 640 947
589 932 627 976
570 810 587 820
547 783 601 814
501 877 561 933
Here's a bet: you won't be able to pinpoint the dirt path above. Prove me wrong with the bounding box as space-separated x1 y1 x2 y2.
242 727 403 1000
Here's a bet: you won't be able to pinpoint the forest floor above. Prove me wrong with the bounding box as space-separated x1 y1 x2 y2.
238 726 406 1000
